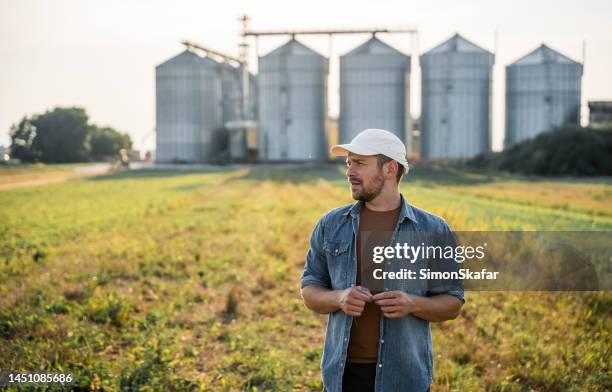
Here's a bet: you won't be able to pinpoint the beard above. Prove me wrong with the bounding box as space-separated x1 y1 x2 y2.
349 171 385 202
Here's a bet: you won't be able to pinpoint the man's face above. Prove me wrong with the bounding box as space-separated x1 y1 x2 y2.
345 153 385 202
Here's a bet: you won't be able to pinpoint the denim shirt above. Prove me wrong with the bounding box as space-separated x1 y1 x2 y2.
300 194 465 392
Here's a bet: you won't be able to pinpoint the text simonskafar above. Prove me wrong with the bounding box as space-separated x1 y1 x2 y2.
372 268 499 280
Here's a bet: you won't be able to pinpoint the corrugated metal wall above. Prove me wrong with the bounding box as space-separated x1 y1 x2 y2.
339 37 410 150
155 50 225 163
505 44 582 147
220 63 241 125
421 33 494 160
258 39 328 161
243 71 258 122
226 70 257 161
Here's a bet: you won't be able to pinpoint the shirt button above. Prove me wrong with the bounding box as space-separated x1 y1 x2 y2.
379 364 383 368
344 337 348 341
381 339 385 344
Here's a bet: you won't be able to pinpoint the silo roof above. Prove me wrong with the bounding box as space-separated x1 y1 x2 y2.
343 37 408 57
156 50 200 68
424 33 492 55
263 38 326 58
509 44 581 66
156 49 220 69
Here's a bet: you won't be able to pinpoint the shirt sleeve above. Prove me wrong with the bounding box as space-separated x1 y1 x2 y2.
300 217 332 289
425 219 465 304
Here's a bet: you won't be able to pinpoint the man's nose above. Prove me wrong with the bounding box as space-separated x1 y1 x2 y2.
346 165 355 178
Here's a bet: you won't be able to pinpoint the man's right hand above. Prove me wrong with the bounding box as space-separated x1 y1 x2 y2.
337 286 373 317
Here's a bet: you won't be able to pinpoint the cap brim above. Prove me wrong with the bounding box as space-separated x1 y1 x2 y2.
398 160 410 172
330 143 379 157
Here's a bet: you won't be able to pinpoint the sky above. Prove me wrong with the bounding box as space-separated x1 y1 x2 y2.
1 0 610 151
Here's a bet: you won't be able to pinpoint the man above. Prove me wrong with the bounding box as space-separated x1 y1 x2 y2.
300 129 464 392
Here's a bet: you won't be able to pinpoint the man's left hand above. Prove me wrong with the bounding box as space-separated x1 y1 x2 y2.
372 291 417 319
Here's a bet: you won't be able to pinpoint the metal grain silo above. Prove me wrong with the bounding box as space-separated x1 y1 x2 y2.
339 37 411 150
258 38 328 161
220 63 241 124
420 33 494 160
155 50 223 163
505 44 582 147
224 70 257 162
236 69 258 123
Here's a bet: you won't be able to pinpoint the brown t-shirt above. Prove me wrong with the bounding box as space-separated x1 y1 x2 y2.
347 203 401 363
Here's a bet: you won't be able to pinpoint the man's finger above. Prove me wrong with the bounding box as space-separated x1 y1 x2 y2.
346 305 364 313
372 291 399 301
380 306 401 313
355 286 372 296
374 298 399 306
348 298 366 307
351 290 373 302
383 311 403 319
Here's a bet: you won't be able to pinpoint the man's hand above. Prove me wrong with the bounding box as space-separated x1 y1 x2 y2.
338 286 373 317
372 291 463 321
372 291 416 319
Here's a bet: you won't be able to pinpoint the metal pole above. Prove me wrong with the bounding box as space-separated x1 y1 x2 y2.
238 15 250 122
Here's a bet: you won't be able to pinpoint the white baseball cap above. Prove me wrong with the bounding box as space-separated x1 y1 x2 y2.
331 129 410 172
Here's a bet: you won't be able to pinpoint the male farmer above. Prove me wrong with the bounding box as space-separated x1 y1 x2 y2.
300 129 464 392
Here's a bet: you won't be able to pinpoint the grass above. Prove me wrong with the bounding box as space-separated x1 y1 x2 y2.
409 164 612 221
0 164 610 391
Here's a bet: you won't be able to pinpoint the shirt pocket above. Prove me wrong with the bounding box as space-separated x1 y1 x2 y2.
323 240 351 289
390 255 427 294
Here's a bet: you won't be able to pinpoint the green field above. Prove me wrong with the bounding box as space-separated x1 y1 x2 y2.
0 164 610 391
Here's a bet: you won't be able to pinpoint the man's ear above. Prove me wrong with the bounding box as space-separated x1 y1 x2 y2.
387 161 397 176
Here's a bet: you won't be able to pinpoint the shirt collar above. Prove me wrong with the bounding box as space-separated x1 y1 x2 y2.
342 193 417 224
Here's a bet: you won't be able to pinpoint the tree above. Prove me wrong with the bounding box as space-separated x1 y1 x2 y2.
8 106 133 163
468 126 612 176
29 107 91 163
88 125 133 160
9 116 39 162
